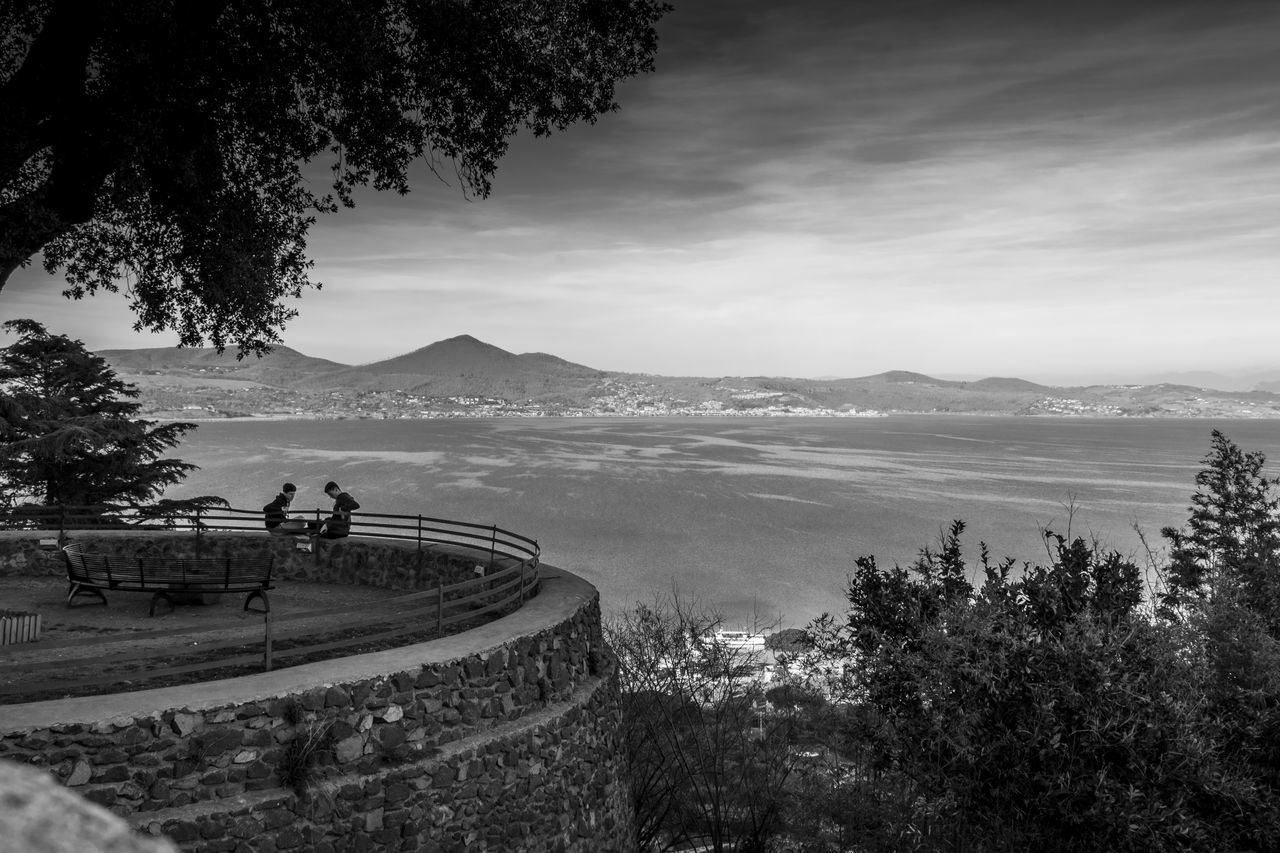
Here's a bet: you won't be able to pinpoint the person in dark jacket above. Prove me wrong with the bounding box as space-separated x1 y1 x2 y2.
263 482 298 531
319 481 360 539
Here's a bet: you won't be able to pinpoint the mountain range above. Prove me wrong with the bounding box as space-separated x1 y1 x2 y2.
96 335 1280 419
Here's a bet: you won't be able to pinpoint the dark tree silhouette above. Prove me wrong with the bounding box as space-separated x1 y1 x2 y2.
0 319 206 512
1161 429 1280 631
0 0 668 354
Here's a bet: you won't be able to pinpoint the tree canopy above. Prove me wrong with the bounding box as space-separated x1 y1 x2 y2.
1161 428 1280 630
0 318 202 511
0 0 668 354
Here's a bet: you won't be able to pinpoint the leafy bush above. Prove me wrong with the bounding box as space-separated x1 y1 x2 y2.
800 515 1280 851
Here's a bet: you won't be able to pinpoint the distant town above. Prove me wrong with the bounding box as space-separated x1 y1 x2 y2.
133 375 1280 422
136 377 890 420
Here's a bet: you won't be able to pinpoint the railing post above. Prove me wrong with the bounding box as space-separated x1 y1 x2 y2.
436 577 444 636
489 525 497 572
520 561 526 602
263 609 273 672
194 509 203 558
415 515 424 574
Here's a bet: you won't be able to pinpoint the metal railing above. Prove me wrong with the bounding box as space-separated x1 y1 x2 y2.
0 503 544 701
0 504 540 569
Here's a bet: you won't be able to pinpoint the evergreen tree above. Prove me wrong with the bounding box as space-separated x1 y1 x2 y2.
1161 429 1280 631
0 319 200 511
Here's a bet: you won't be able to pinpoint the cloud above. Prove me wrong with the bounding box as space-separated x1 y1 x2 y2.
7 0 1278 378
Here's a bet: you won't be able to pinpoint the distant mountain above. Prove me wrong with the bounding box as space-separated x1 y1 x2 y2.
967 377 1050 393
98 345 348 388
1135 370 1280 393
366 335 527 375
95 335 1280 419
298 334 607 397
849 372 1049 394
856 370 964 387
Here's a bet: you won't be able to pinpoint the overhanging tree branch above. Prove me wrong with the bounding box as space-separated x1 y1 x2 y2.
0 0 669 355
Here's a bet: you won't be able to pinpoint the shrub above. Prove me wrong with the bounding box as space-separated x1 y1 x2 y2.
801 520 1280 851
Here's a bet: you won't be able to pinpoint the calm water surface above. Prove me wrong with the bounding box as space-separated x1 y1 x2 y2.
167 416 1280 626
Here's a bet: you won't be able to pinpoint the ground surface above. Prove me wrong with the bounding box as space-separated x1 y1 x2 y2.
0 573 463 704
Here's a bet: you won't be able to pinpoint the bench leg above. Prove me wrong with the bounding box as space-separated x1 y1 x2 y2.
149 591 176 617
244 589 270 614
67 582 108 608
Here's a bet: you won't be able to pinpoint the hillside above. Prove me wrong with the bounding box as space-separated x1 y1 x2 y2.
95 336 1280 420
98 344 349 389
301 335 608 399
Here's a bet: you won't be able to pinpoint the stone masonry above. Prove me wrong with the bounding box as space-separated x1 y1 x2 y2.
0 532 632 852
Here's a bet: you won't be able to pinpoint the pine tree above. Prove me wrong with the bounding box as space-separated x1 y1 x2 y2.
0 319 200 513
1160 429 1280 629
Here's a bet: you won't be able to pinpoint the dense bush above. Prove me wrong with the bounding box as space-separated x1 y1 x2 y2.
792 431 1280 851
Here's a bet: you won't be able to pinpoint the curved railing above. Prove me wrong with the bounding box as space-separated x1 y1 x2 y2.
0 504 540 568
0 505 545 701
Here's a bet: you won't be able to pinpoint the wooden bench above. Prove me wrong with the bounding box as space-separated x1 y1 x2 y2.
62 543 274 616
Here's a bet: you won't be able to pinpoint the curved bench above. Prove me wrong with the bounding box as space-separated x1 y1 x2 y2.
62 543 273 616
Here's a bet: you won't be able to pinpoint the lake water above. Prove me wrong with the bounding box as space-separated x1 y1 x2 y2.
165 416 1280 627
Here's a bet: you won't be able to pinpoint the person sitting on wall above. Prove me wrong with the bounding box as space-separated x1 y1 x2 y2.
317 481 360 539
263 482 300 533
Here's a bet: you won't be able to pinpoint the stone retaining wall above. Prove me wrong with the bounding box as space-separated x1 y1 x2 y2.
0 555 633 852
0 598 600 813
139 671 631 853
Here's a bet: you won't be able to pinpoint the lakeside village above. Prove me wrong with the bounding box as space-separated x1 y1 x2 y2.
141 379 889 420
134 375 1280 420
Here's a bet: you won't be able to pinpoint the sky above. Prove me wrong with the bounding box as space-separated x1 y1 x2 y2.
5 0 1280 383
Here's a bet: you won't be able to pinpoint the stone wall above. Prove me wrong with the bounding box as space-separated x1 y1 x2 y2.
138 670 631 853
0 557 633 852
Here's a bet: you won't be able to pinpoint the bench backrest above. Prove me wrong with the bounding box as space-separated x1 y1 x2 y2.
63 542 116 586
63 543 273 591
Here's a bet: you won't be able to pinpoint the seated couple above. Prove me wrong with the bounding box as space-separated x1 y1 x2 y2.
264 481 361 540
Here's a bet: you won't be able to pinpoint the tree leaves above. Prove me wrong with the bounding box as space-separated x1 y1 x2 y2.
0 319 200 509
0 0 670 356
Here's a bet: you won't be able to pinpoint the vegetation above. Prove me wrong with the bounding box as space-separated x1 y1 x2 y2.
615 431 1280 852
0 0 668 355
1161 429 1280 631
277 720 336 797
608 597 799 852
0 318 221 520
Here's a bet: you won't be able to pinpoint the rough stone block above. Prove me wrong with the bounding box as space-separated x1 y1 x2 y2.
227 816 263 839
273 826 305 850
167 820 200 843
65 760 92 787
94 764 130 784
83 786 117 806
334 735 364 764
171 713 202 737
